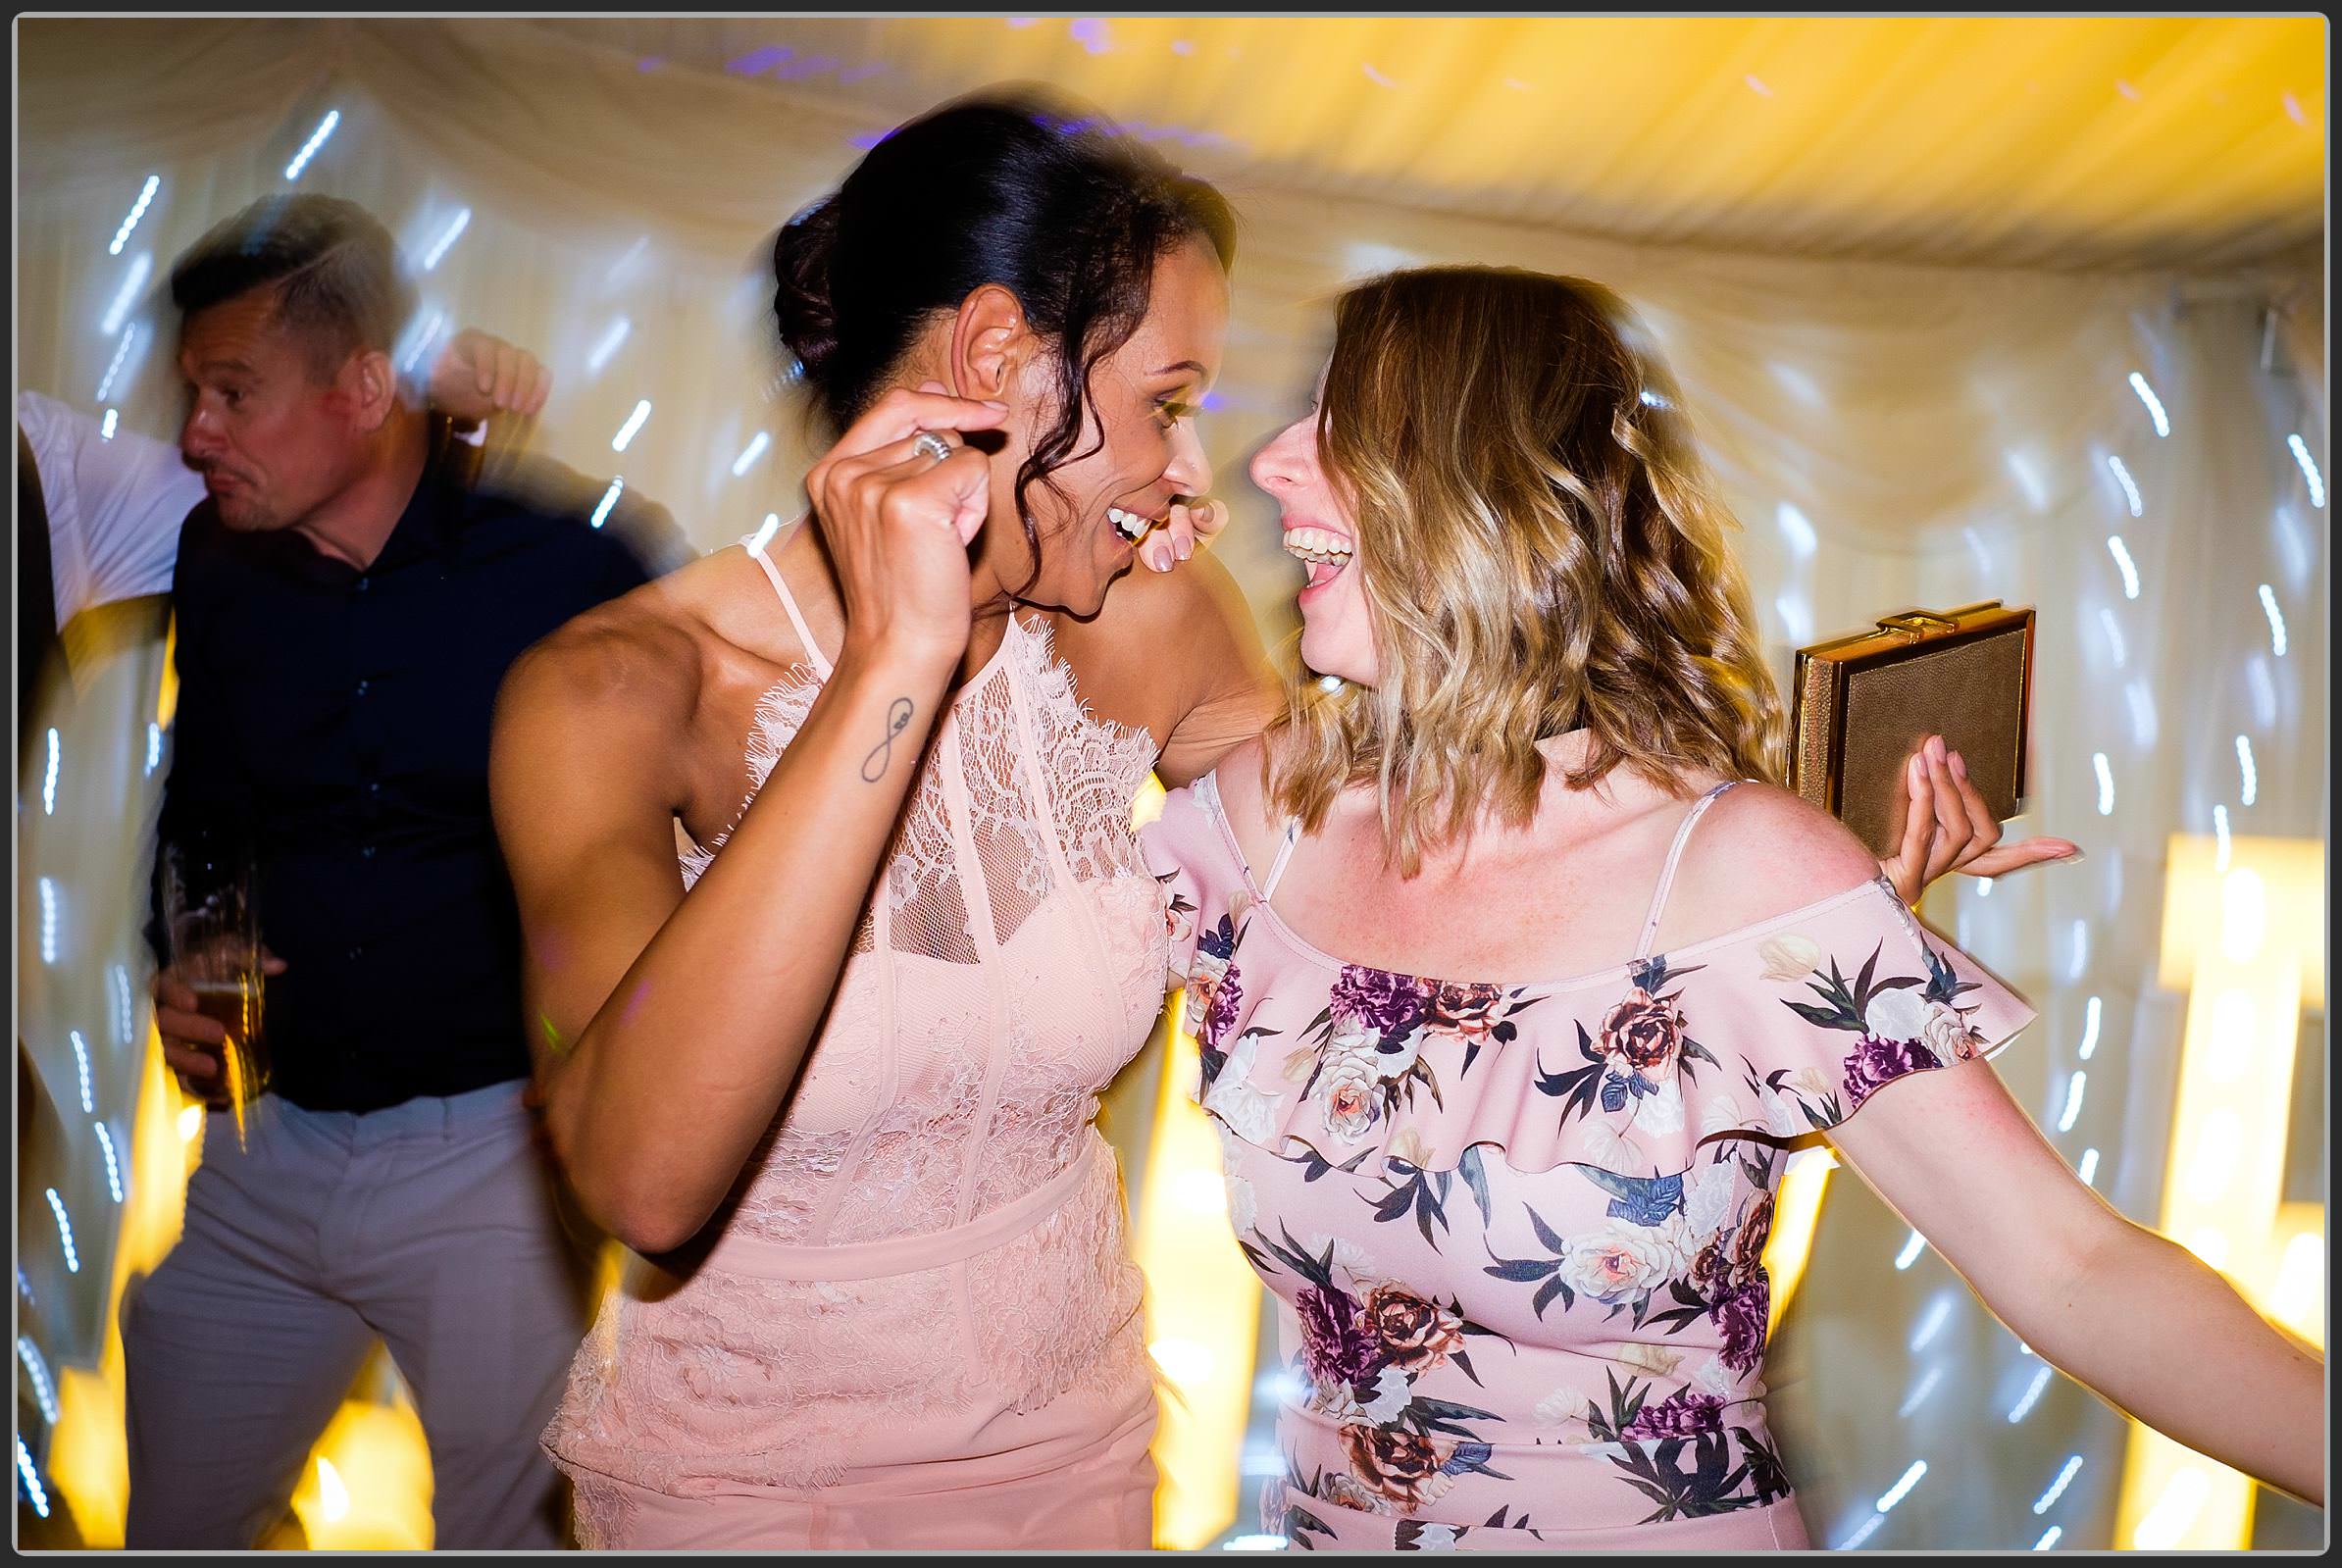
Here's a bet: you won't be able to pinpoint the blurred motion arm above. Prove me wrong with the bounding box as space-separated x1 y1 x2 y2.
427 328 552 463
16 389 201 625
141 525 254 970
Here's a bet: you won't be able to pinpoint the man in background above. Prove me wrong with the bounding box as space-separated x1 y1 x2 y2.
15 330 549 733
121 191 685 1549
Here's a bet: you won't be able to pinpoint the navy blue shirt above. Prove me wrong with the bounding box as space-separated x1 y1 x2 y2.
149 422 686 1112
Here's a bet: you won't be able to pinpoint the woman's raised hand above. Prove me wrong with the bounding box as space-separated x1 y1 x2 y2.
804 380 1006 670
1140 496 1228 574
1878 733 2080 906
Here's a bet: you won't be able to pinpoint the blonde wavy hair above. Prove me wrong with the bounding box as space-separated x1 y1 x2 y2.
1265 266 1786 877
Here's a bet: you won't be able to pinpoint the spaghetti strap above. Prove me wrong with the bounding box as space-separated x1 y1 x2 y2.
1196 774 1303 906
1633 781 1741 959
1259 819 1303 901
741 518 834 681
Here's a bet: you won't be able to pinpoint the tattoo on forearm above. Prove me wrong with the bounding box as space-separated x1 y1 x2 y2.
861 698 915 783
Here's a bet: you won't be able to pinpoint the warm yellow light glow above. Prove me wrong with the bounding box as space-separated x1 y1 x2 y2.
286 1396 433 1549
2157 834 2323 1007
155 613 178 730
1131 772 1168 833
593 1239 629 1315
2182 1228 2232 1270
2180 1110 2243 1204
223 1038 250 1152
1150 1335 1219 1388
2116 832 2322 1550
1126 769 1261 1547
49 1026 438 1548
1761 1146 1835 1338
49 1031 195 1543
2217 868 2266 963
315 1456 351 1524
2132 1466 2215 1550
1133 990 1263 1550
2204 989 2257 1085
625 16 2322 271
2265 1209 2323 1346
1172 1167 1231 1217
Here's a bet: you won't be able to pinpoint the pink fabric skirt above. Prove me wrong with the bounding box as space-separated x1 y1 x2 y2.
549 1140 1159 1550
568 1393 1155 1550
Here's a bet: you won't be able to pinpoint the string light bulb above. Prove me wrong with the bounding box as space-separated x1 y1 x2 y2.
2126 373 2169 436
283 109 341 180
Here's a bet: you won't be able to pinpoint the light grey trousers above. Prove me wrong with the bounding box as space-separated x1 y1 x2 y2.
122 1080 595 1549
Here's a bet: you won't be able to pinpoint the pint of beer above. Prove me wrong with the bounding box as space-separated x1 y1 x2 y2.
186 975 267 1111
163 840 270 1142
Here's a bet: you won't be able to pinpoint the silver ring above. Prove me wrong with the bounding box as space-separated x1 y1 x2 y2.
911 430 953 465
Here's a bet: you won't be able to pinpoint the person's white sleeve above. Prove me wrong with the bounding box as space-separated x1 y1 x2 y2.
17 389 204 625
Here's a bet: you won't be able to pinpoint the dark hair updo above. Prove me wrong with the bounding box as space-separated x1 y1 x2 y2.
772 85 1236 589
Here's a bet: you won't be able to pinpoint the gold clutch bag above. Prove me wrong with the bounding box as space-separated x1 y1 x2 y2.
1789 602 2036 857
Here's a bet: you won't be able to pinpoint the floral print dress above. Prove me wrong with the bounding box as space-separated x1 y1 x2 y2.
1141 775 2035 1551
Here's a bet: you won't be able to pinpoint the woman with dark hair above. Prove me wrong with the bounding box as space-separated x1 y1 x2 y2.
492 90 2062 1549
1142 266 2317 1549
488 88 1271 1548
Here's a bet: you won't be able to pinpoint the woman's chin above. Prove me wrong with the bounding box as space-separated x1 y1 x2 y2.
1298 628 1373 689
1060 572 1116 621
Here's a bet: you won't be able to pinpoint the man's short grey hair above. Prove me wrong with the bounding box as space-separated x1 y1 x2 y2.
168 193 417 380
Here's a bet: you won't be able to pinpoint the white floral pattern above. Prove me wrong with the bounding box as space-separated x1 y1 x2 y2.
1755 934 1823 984
1861 986 1929 1042
1558 1217 1698 1302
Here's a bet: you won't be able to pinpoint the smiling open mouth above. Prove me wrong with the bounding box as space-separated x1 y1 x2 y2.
1283 525 1354 587
1107 504 1162 542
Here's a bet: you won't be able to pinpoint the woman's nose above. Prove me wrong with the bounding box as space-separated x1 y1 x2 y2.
1250 419 1307 493
1165 419 1211 499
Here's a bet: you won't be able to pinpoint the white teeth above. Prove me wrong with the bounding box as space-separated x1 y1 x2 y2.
1108 506 1152 542
1281 526 1355 566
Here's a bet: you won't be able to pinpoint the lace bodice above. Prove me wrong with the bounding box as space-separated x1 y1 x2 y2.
545 537 1172 1512
678 609 1168 1245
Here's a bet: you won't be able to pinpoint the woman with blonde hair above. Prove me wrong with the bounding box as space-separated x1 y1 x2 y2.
1141 266 2320 1548
495 84 2088 1548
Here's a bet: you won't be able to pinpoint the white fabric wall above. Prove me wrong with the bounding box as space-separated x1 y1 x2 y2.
16 18 2325 1549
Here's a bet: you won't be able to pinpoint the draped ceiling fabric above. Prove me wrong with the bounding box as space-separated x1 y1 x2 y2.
14 16 2326 1552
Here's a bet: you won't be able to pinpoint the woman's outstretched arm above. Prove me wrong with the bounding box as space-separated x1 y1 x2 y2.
1827 1058 2324 1506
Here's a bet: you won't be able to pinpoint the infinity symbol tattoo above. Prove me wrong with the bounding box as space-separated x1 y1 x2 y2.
861 698 915 783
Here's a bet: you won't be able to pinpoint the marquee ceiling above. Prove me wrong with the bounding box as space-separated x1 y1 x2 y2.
522 15 2325 272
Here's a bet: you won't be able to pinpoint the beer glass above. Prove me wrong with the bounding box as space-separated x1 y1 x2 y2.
162 841 270 1142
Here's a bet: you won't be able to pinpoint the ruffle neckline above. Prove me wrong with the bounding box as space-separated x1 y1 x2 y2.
1182 873 2032 1189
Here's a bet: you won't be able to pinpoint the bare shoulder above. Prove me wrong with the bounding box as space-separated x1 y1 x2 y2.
1105 546 1255 642
1059 550 1274 768
1175 733 1292 875
1065 549 1262 691
1668 780 1885 928
1204 734 1270 821
502 585 699 727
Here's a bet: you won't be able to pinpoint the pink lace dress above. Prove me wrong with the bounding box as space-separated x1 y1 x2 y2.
543 530 1172 1549
1142 774 2036 1551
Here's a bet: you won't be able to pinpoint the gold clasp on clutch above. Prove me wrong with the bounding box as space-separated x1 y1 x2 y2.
1876 611 1959 640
